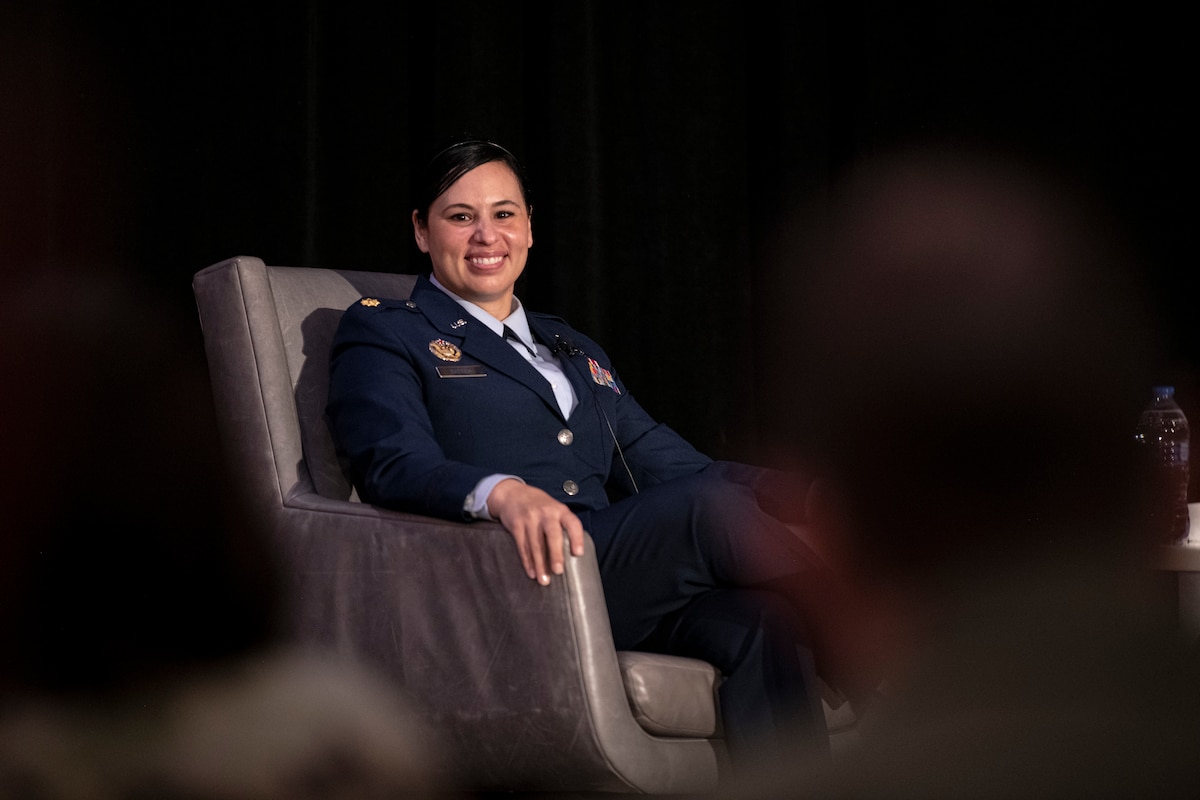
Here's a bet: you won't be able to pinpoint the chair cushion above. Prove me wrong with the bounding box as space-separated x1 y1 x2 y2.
616 652 720 738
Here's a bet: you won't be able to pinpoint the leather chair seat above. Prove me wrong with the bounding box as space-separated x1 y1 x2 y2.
617 652 721 737
618 652 860 741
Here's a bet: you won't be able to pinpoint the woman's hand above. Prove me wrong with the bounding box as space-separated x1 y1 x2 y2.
487 479 586 585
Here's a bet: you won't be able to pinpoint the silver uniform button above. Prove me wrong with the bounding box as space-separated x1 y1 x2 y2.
562 480 580 496
557 428 574 446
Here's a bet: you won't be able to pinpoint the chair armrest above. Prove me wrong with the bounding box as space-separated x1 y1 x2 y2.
267 493 720 793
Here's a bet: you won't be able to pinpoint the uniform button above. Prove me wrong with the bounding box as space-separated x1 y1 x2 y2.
562 480 579 496
557 428 574 446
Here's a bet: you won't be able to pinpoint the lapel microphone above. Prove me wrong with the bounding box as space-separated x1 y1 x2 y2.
551 334 582 358
549 331 637 493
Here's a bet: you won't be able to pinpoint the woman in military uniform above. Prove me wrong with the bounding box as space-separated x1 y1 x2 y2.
327 139 860 767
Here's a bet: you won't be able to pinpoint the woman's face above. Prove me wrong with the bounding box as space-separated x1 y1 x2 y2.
413 160 533 320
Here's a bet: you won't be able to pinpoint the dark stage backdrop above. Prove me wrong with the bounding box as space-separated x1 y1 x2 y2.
5 1 1193 466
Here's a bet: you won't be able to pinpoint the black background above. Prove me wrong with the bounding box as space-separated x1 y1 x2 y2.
4 1 1194 466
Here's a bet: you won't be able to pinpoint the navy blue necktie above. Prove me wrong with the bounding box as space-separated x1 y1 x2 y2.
504 325 537 359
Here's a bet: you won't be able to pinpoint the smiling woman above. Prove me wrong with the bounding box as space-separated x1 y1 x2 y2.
411 143 534 321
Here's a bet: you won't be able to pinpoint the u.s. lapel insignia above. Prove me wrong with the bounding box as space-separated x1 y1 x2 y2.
450 318 468 329
429 339 462 362
588 358 621 394
360 297 381 307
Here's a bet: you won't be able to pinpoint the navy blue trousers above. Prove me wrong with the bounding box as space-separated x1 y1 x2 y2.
578 471 831 765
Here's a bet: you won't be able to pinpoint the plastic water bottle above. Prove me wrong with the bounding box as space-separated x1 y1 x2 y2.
1134 386 1190 544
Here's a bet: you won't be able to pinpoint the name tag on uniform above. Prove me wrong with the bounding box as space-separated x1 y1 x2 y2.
436 364 487 378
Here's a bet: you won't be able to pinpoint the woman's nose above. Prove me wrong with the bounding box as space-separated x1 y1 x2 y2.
471 218 498 242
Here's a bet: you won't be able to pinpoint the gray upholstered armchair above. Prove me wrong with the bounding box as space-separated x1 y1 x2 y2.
192 256 853 794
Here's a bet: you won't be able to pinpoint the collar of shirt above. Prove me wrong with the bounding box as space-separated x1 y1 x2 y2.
429 274 536 349
429 274 578 420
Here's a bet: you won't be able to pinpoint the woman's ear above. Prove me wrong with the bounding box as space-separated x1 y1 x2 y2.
412 209 430 253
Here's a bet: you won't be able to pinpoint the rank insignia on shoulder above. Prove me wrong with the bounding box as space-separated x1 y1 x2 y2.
588 358 621 394
360 298 381 307
429 339 462 362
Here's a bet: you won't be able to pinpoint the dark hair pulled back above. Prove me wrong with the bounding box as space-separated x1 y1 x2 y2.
413 138 531 223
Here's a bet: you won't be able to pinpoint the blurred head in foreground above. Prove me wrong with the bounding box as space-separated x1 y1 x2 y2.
743 143 1200 798
785 143 1160 587
0 275 439 798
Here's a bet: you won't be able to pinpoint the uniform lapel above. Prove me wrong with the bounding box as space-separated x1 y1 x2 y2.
412 277 566 419
527 315 613 423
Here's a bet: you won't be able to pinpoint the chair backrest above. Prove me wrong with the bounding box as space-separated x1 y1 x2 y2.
193 256 416 506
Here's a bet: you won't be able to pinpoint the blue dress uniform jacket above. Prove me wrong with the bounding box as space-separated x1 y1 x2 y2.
327 274 714 519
